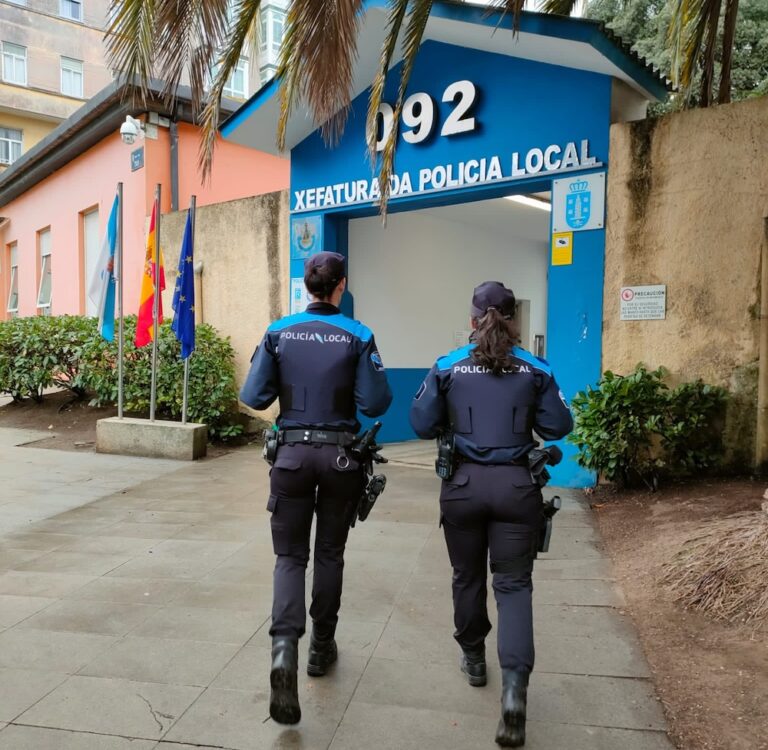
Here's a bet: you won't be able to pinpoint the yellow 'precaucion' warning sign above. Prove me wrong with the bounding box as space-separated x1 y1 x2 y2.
551 232 573 266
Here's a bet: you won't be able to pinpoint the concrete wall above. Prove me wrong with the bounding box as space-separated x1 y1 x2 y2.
604 96 768 466
160 193 291 419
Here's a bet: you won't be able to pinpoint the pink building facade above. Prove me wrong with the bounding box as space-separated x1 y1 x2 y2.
0 83 288 321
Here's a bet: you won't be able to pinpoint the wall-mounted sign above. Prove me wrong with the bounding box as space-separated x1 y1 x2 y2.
293 139 602 212
130 147 144 172
290 278 313 315
291 215 323 259
551 171 605 233
551 232 573 266
620 285 666 320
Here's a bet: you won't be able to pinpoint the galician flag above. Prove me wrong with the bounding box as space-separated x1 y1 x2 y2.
171 212 195 359
135 202 166 347
87 192 119 341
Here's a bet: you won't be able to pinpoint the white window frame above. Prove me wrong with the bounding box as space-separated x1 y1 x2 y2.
0 126 22 166
1 42 27 86
6 244 19 316
60 56 84 97
36 229 52 313
59 0 83 22
271 12 284 55
223 57 248 99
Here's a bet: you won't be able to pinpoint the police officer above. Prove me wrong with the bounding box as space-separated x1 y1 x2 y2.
409 281 572 748
240 251 392 725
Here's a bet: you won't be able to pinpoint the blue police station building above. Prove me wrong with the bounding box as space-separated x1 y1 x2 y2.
221 2 668 487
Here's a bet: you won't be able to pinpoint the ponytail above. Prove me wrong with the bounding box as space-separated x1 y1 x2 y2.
471 308 518 375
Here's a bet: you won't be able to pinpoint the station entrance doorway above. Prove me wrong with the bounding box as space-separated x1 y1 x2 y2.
348 192 552 443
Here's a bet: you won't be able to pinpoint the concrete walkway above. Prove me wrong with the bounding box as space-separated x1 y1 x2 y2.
0 428 673 749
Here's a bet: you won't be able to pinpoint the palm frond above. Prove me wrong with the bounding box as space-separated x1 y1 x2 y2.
377 0 433 216
536 0 579 17
668 0 721 100
155 0 230 112
105 0 159 101
366 0 410 164
199 0 262 179
277 0 365 151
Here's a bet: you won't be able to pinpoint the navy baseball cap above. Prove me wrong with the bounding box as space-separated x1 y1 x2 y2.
471 281 517 318
304 251 346 283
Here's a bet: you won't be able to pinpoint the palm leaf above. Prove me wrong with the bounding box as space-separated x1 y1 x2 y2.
668 0 722 100
105 0 159 101
536 0 579 16
366 0 410 164
377 0 433 216
277 0 365 151
198 0 262 179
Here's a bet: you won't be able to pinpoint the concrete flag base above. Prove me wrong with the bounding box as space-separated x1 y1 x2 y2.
96 417 208 460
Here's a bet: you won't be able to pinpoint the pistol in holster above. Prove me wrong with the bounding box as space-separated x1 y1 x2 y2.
527 444 564 554
350 421 388 527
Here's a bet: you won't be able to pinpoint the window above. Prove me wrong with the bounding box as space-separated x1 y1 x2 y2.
260 15 268 53
6 244 18 317
223 57 248 99
61 57 84 97
60 0 83 21
271 12 284 54
1 43 27 86
0 127 22 165
37 229 52 313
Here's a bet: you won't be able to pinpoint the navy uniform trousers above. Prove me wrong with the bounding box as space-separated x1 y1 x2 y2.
440 463 543 673
268 443 364 641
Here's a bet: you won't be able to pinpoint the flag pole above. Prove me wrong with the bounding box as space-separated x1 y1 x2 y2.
150 184 161 422
116 181 124 419
182 195 196 425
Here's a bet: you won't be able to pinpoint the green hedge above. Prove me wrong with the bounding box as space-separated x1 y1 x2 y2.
569 365 728 489
0 315 242 438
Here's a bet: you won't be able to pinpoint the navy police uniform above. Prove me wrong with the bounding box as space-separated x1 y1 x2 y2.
409 319 572 676
241 297 391 642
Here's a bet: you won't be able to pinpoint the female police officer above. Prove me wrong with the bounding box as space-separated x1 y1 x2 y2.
409 281 572 748
240 251 392 725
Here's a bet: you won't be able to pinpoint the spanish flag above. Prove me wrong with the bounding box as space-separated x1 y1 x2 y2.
135 202 166 347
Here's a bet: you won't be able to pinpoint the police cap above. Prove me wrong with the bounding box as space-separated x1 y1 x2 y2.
471 281 516 318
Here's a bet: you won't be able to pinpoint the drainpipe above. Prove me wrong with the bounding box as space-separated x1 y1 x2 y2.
170 121 179 212
756 217 768 472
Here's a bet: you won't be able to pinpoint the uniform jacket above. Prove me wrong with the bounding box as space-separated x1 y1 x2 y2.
240 302 392 432
409 344 573 463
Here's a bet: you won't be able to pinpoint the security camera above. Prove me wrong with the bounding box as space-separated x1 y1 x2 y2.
120 115 144 145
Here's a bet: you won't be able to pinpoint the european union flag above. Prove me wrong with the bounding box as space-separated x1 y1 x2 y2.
171 213 195 359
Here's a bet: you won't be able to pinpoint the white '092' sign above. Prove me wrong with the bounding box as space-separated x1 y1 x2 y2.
375 80 478 151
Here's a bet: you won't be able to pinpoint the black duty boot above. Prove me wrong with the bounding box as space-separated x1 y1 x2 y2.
269 637 301 725
495 669 529 747
459 646 487 687
307 630 338 677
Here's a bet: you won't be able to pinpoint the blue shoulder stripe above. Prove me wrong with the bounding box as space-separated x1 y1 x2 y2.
512 346 552 375
268 313 372 342
437 344 476 371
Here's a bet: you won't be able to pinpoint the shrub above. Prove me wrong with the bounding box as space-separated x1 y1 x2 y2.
569 365 728 489
0 314 242 439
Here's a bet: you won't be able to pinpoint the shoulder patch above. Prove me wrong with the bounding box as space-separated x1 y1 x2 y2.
370 350 385 371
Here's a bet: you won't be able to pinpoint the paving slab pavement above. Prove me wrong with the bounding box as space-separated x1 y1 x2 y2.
0 435 673 749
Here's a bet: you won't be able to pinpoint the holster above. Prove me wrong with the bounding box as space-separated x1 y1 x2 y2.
435 433 456 480
262 427 280 466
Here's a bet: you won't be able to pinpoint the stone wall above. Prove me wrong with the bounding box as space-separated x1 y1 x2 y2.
160 192 290 423
604 96 768 466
